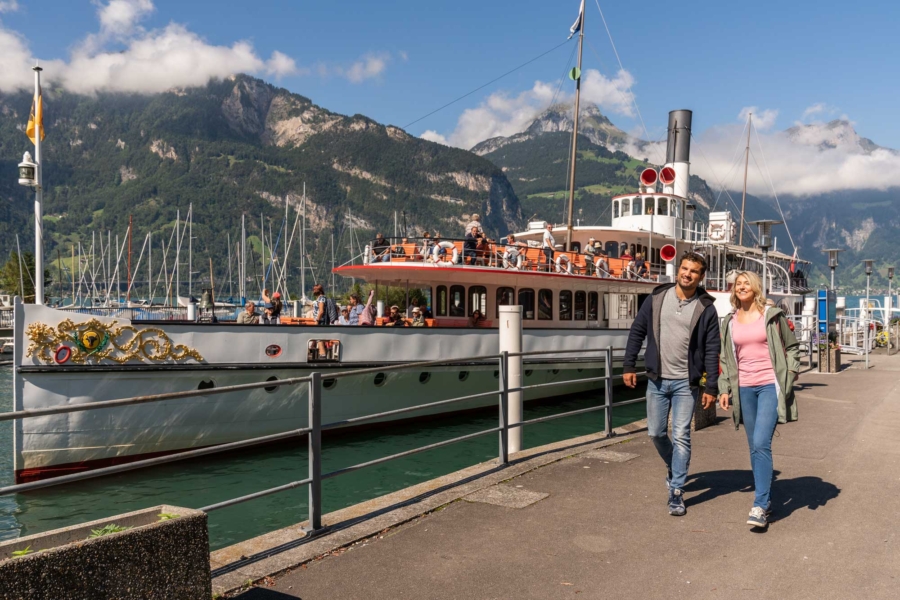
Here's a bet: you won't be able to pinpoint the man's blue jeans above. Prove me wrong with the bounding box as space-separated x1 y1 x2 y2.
739 384 779 508
646 378 697 491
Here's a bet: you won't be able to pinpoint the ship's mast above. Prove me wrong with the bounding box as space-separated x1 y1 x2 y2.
565 4 585 251
739 113 752 246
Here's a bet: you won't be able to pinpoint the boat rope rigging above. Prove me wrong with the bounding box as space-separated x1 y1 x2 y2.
752 124 797 253
402 39 573 130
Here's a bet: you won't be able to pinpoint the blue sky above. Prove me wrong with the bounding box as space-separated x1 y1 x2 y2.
2 0 897 147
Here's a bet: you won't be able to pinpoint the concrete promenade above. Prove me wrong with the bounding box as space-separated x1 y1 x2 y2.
232 353 900 599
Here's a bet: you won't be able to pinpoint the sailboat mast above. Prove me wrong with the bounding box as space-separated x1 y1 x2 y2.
565 7 585 251
241 214 246 302
739 113 752 246
301 182 306 301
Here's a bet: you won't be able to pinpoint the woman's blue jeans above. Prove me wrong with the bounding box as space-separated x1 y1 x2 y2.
739 384 779 508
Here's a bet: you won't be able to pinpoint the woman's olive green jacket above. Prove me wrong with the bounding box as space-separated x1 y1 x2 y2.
719 307 801 430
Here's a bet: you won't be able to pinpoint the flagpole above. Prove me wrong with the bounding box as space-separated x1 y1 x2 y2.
33 66 44 305
565 2 585 251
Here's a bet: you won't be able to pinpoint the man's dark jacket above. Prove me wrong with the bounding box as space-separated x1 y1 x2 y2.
623 283 721 392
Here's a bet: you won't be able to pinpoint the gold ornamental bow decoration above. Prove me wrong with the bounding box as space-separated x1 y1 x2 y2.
26 319 204 365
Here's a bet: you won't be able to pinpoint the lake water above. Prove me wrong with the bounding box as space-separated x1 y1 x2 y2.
0 366 645 551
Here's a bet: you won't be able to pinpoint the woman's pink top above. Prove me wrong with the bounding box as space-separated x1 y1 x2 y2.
732 314 776 387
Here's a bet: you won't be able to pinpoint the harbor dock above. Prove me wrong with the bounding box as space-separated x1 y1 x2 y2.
224 352 900 599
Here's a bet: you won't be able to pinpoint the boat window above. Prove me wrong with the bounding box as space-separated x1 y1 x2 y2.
603 293 610 321
571 242 581 253
496 287 515 318
645 197 654 215
449 285 465 317
632 197 641 215
574 291 586 320
588 292 599 320
518 288 535 320
621 198 631 216
672 199 679 217
559 290 573 320
605 241 619 258
538 289 553 320
657 196 668 216
613 200 620 219
436 285 448 317
468 286 487 317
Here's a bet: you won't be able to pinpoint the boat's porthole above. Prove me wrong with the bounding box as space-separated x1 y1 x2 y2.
264 376 279 393
374 373 387 387
458 371 469 382
419 372 431 384
493 370 499 379
577 368 584 373
198 379 215 391
551 369 560 375
525 369 533 377
323 378 337 390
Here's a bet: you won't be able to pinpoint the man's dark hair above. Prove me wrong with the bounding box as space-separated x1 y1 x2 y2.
680 251 708 275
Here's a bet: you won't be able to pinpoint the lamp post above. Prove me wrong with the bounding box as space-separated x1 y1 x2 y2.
749 220 783 296
888 267 895 319
862 259 874 368
823 248 843 292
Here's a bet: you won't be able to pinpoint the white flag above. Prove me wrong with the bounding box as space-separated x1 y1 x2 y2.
568 0 585 39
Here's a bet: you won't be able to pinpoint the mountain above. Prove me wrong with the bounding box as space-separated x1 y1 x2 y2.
476 105 715 229
785 119 897 155
472 104 633 156
0 75 523 296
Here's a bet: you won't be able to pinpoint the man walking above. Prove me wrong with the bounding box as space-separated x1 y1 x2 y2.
622 251 720 516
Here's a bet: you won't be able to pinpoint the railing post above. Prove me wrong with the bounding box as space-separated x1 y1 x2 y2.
499 305 523 453
604 346 615 437
498 351 509 465
305 372 324 535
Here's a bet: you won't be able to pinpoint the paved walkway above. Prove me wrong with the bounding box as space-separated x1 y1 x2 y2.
235 354 900 599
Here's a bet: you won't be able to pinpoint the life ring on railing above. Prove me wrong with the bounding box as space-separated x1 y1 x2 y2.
502 247 523 270
594 257 609 277
432 241 458 266
555 254 573 274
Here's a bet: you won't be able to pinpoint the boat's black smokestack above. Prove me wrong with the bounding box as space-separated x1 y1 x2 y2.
665 109 692 164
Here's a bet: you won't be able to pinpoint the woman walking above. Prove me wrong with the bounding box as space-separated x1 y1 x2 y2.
717 271 800 528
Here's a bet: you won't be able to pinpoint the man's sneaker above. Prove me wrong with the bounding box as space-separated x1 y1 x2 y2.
668 489 686 516
747 506 768 528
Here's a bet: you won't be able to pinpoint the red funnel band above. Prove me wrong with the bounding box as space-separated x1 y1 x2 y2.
660 244 677 262
659 166 676 185
640 168 658 186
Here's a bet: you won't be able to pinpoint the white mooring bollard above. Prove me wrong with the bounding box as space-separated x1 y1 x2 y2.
499 305 523 453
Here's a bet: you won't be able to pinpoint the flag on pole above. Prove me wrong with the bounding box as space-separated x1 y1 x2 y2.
790 247 798 273
568 0 585 39
26 82 44 144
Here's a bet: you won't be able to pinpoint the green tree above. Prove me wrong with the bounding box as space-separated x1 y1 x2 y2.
0 252 51 303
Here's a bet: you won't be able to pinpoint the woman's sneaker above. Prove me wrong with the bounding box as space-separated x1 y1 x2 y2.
668 489 686 516
747 506 768 528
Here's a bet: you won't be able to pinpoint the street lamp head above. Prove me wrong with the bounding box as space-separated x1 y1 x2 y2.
862 259 875 276
18 151 37 187
888 267 894 280
822 248 842 268
748 219 783 251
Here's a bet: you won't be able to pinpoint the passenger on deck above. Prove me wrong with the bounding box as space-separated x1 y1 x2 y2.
338 308 351 325
468 309 486 328
419 232 432 261
372 233 391 262
634 253 650 279
585 237 597 275
386 305 408 327
348 294 364 325
411 306 426 327
465 214 482 237
595 251 610 277
392 238 409 260
474 234 490 266
419 299 433 319
261 289 283 324
358 289 376 326
463 231 477 265
237 301 259 324
541 223 556 272
312 284 338 325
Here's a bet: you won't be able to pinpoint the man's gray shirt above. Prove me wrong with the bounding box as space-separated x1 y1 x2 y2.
659 286 698 379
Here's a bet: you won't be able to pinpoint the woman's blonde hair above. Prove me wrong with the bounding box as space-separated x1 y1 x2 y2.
729 271 767 313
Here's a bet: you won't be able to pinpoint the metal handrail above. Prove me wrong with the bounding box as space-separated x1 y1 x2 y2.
2 344 647 543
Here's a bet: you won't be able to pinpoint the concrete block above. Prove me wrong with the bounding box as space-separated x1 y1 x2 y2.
0 504 210 600
464 485 549 509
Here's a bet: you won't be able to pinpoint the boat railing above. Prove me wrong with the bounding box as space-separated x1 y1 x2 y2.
0 345 644 542
56 305 240 322
360 236 659 281
0 309 12 329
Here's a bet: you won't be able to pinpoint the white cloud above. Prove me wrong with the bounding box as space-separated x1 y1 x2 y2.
342 52 390 83
738 106 779 131
424 68 636 149
685 119 900 197
0 1 19 13
0 0 301 94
